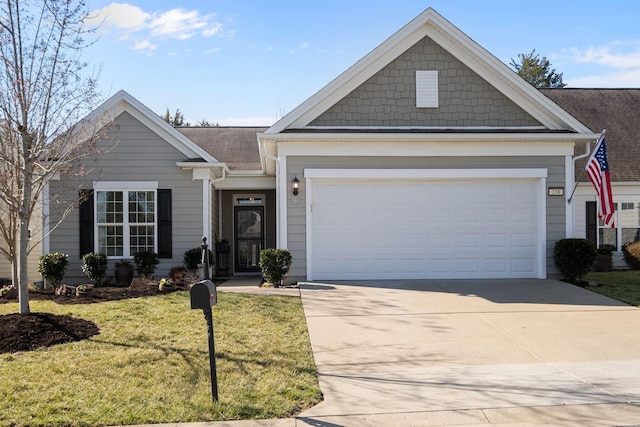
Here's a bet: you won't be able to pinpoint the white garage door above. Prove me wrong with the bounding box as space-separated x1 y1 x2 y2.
309 177 542 280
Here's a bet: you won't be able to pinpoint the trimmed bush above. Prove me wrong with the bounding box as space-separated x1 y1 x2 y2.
622 241 640 270
81 253 108 286
133 250 159 279
553 238 597 283
184 247 214 271
38 253 69 288
593 248 613 272
259 249 292 287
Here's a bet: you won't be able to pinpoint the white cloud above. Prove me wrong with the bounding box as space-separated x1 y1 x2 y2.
87 2 149 33
562 42 640 87
567 69 640 88
132 40 156 52
289 42 310 54
87 2 227 54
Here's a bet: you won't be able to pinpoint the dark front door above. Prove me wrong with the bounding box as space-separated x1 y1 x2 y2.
234 206 264 272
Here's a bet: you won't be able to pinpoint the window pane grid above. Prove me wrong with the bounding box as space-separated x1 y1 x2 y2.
98 225 123 257
597 202 640 250
95 189 157 257
129 191 155 223
130 225 155 254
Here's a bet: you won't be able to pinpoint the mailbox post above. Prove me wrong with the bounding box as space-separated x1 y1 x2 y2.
201 237 210 280
190 279 218 401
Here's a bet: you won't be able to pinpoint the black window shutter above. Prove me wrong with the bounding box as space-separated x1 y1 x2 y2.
586 201 597 246
79 190 94 257
157 189 172 258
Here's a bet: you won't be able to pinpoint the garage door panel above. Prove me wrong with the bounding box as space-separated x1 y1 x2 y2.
484 233 508 248
311 179 540 280
400 232 425 248
484 258 508 273
512 233 535 248
456 258 481 273
512 258 535 273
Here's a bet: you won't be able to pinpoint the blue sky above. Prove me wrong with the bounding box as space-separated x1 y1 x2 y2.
84 1 640 126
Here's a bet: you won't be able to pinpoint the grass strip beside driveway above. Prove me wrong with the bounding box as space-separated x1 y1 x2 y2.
0 291 322 426
584 270 640 307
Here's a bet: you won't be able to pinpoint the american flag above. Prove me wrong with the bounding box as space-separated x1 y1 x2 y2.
586 135 615 228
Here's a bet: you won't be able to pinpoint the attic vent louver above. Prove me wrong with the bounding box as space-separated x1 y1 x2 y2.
416 70 439 108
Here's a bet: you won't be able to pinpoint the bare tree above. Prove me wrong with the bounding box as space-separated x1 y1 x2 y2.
0 0 109 314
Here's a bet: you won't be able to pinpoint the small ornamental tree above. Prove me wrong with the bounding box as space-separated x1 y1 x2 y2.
553 238 597 284
81 253 108 286
0 0 110 314
259 249 292 287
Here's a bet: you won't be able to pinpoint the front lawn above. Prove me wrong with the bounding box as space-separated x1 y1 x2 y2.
583 270 640 307
0 291 322 426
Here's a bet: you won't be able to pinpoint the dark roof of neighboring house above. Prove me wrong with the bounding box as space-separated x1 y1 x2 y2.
541 88 640 182
176 126 268 171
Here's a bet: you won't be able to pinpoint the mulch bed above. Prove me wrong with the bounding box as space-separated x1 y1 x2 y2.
0 282 184 354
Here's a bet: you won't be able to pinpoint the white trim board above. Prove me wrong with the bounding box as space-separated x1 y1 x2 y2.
304 168 548 180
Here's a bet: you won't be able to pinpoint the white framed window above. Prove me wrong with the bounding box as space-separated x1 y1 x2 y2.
94 182 158 258
597 202 640 251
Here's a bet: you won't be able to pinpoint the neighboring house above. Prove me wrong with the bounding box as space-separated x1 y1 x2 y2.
3 8 636 285
541 88 640 267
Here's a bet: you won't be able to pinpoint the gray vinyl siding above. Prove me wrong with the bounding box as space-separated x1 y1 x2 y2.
286 155 566 281
0 245 36 284
0 186 43 285
310 36 541 128
47 111 204 284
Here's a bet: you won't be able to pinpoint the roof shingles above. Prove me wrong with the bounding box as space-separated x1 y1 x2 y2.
176 127 267 171
541 88 640 182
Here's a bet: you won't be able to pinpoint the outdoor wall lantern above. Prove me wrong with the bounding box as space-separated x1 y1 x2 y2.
292 176 300 196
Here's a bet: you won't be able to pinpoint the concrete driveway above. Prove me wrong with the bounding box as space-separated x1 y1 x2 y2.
297 279 640 426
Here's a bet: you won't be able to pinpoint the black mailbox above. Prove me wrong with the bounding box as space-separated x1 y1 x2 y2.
190 280 217 309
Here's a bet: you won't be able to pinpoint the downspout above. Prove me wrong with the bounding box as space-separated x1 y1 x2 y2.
570 141 592 198
211 168 226 241
566 140 594 238
264 154 282 248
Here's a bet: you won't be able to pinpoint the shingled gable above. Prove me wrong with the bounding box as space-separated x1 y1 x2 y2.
82 90 220 163
264 7 593 136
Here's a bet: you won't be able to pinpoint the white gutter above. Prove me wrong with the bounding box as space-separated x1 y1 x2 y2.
258 132 600 143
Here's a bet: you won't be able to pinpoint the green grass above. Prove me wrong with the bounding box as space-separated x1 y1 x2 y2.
583 270 640 306
0 291 322 426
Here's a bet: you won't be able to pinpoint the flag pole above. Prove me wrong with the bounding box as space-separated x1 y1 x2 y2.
567 129 606 204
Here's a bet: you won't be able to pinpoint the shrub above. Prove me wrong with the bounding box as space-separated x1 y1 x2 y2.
622 242 640 270
37 253 68 288
593 248 613 272
259 249 292 287
184 247 214 271
553 238 597 283
81 253 108 286
133 250 159 279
